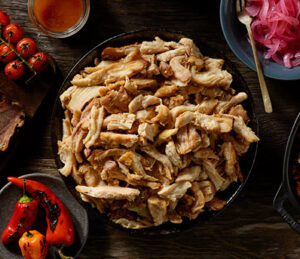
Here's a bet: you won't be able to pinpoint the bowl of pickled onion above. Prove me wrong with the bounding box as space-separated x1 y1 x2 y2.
220 0 300 80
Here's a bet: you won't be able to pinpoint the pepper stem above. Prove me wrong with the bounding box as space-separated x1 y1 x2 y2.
18 223 33 238
57 245 73 259
23 179 26 196
19 179 33 203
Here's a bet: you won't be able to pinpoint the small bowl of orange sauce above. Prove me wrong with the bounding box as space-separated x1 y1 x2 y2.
28 0 90 38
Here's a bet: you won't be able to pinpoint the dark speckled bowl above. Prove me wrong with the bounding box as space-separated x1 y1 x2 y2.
220 0 300 80
0 173 88 259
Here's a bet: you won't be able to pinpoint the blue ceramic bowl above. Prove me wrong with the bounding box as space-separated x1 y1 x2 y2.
220 0 300 80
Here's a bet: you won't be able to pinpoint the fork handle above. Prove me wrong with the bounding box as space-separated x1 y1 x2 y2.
246 24 273 113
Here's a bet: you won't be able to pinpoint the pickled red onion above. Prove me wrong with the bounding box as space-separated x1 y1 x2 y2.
246 0 300 68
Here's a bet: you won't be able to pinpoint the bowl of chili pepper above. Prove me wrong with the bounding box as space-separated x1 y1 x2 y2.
0 173 89 259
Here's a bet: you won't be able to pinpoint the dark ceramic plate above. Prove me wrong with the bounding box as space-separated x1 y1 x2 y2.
274 113 300 233
51 30 259 235
0 173 88 258
220 0 300 80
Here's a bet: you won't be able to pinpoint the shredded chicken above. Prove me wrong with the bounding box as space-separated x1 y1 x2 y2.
58 37 258 229
76 185 140 201
103 113 136 130
147 196 168 226
128 94 161 113
158 181 192 201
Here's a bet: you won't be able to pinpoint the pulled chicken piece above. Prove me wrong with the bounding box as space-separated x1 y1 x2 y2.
76 185 140 201
147 196 168 226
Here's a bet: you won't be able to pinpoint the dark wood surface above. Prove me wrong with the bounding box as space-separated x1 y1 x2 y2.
0 0 300 258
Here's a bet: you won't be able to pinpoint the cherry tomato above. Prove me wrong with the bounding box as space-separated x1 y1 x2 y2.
4 60 24 80
0 43 16 63
16 38 37 58
0 10 10 27
28 52 48 72
3 23 23 43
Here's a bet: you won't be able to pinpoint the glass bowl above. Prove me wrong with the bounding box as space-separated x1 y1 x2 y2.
28 0 90 38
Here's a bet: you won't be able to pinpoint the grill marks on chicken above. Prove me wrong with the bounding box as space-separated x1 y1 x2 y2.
58 37 258 229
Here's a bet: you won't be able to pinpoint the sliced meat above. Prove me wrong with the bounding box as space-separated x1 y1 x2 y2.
0 101 24 151
138 122 160 142
129 94 161 113
60 86 102 113
168 95 185 109
151 104 170 126
154 84 178 98
100 87 131 113
140 37 169 54
142 54 160 76
176 166 201 182
203 160 225 191
136 108 156 122
156 128 178 144
58 136 76 177
83 106 105 148
165 141 182 168
119 151 147 176
131 78 158 89
196 99 219 114
193 148 219 160
158 181 191 201
78 163 100 187
215 92 248 114
228 104 249 123
191 60 232 89
175 111 194 128
76 185 140 201
157 47 186 62
141 145 174 180
230 115 259 143
159 61 173 78
170 104 196 120
193 113 233 133
197 181 216 202
206 197 226 211
147 196 168 226
101 44 140 60
222 142 238 181
176 125 201 155
71 59 148 87
94 132 138 148
103 113 136 130
190 182 205 214
179 38 202 57
169 56 191 84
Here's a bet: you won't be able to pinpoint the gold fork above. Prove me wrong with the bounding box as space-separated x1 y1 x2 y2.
236 0 273 113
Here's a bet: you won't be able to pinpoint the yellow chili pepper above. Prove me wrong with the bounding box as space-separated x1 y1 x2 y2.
19 230 48 259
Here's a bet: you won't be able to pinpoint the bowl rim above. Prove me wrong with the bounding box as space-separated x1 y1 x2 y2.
219 0 300 81
51 29 259 235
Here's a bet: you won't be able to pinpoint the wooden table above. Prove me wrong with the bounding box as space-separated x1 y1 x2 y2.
1 0 300 258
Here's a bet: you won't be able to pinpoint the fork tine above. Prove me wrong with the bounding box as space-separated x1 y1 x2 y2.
236 0 241 13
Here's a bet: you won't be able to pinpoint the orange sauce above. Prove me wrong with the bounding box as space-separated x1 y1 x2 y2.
33 0 84 32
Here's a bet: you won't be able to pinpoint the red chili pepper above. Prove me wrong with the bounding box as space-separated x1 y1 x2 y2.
7 177 74 246
1 179 38 245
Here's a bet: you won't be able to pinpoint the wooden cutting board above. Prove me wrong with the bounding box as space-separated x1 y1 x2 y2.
0 53 57 171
